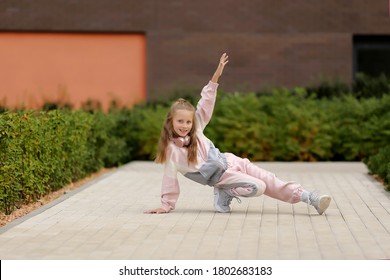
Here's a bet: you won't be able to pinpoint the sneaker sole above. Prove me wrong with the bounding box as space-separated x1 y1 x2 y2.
317 196 331 215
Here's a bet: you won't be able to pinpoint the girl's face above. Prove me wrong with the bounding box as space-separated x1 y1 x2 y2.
172 109 194 137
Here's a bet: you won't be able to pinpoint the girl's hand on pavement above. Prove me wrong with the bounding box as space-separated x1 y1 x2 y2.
144 208 167 214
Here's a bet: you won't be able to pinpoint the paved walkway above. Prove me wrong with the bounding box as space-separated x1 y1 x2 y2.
0 161 389 260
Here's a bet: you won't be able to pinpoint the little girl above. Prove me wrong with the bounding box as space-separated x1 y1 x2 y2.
145 53 331 215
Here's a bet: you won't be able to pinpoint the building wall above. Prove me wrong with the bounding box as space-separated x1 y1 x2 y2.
1 0 390 104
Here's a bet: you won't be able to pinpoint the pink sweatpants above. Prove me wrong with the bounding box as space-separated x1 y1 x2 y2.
215 153 303 204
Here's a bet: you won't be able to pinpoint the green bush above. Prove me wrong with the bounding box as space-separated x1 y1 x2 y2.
207 90 389 162
306 78 350 99
90 109 129 167
353 73 390 99
0 104 169 214
328 94 390 161
304 72 390 99
366 146 390 190
126 103 169 160
1 81 390 214
0 109 117 214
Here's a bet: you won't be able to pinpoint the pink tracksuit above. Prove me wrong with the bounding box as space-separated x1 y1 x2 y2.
160 81 304 212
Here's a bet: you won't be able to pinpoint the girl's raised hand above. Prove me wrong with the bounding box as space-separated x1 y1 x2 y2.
219 53 229 68
211 53 229 83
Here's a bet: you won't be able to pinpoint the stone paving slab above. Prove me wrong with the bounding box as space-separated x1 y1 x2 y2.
0 161 389 260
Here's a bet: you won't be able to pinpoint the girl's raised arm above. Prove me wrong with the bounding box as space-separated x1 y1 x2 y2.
211 53 229 83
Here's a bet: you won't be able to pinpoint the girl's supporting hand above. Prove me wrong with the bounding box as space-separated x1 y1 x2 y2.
144 208 168 214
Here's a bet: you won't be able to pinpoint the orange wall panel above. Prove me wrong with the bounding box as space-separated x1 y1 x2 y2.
0 33 146 110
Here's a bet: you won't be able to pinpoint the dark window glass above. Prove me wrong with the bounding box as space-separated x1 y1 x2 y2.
353 35 390 78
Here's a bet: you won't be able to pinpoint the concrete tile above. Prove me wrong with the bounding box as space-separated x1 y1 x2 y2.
0 162 389 260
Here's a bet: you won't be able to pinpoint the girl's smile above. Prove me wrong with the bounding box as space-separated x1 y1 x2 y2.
172 109 194 137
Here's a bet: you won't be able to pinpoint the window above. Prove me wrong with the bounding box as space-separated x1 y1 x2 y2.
353 35 390 78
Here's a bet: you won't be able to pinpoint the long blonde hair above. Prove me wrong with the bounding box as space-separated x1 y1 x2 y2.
155 98 198 165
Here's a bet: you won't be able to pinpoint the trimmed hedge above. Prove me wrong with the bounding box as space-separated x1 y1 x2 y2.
0 110 97 214
365 145 390 190
1 89 390 214
209 91 390 162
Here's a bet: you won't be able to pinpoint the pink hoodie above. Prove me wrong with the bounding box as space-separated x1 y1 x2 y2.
160 81 226 212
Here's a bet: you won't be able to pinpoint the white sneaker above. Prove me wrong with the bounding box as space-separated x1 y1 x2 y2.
214 187 234 213
309 191 331 215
